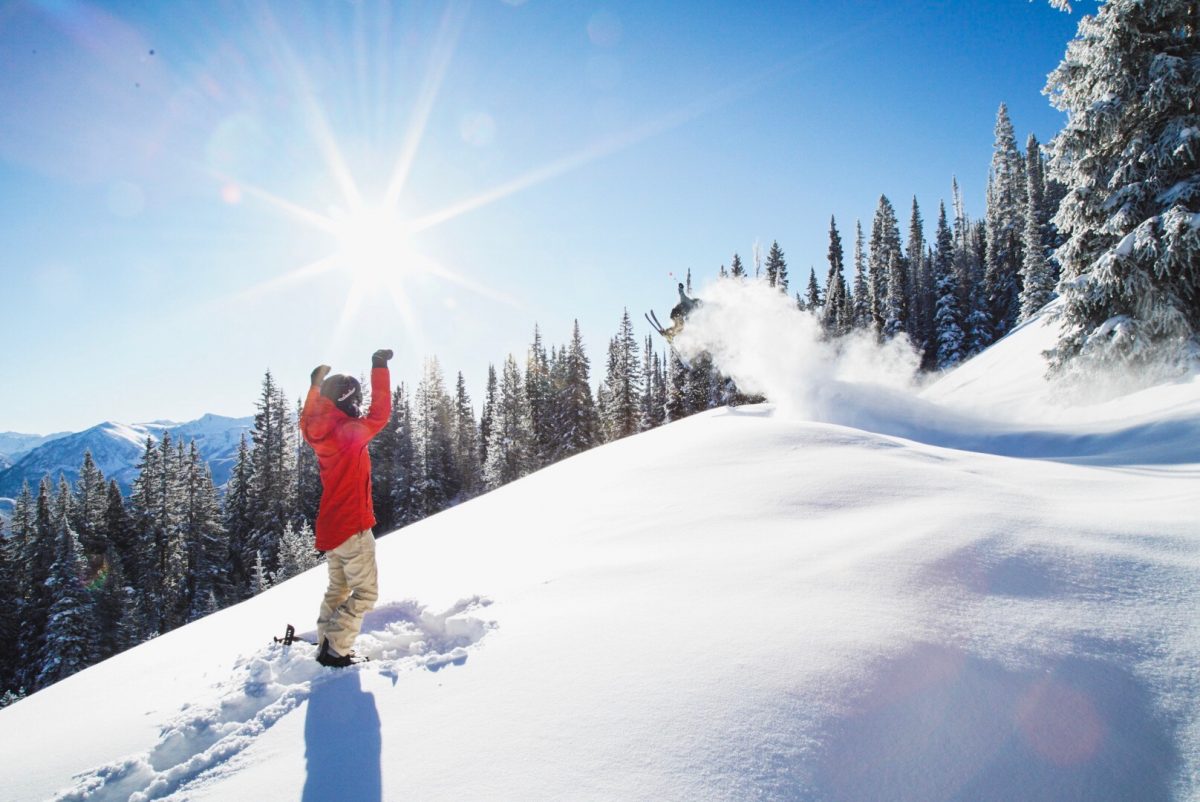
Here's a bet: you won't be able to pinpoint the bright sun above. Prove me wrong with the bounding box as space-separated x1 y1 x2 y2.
331 206 418 287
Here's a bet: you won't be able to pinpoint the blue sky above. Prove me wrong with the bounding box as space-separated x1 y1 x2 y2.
0 0 1084 433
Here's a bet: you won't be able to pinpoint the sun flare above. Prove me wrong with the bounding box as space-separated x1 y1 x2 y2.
331 206 419 288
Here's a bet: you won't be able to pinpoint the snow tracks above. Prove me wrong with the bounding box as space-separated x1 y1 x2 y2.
52 597 494 802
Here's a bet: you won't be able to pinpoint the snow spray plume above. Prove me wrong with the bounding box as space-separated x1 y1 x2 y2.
672 279 921 421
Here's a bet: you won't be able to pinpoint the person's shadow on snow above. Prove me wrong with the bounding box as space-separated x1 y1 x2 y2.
303 670 382 802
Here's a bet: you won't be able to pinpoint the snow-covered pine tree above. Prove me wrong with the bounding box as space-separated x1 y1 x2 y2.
414 357 458 516
1021 134 1058 321
639 335 659 431
525 326 554 469
852 219 870 330
934 201 966 368
36 499 95 690
869 195 902 335
71 450 108 557
984 103 1028 343
275 521 321 582
479 365 498 469
805 268 823 312
223 433 255 596
602 310 643 441
396 383 420 525
730 253 746 278
823 216 847 336
181 444 228 622
249 550 271 596
18 480 56 689
665 350 689 421
883 252 909 339
649 349 669 423
484 355 534 489
0 516 20 693
1046 0 1200 377
685 352 717 413
103 479 136 584
765 240 788 291
248 371 296 574
552 320 598 460
907 197 934 358
452 372 482 500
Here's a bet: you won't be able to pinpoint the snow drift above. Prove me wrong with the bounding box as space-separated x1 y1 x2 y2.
1 299 1198 801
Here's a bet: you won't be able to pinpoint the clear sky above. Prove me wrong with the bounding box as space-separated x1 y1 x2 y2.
0 0 1086 434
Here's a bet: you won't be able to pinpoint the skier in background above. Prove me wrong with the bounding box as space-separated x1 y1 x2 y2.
300 349 393 667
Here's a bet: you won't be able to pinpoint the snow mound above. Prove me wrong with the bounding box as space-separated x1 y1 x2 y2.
50 598 494 802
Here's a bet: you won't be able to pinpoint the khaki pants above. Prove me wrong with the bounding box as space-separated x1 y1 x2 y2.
317 529 379 656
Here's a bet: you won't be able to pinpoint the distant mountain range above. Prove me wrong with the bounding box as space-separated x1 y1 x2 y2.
0 414 254 512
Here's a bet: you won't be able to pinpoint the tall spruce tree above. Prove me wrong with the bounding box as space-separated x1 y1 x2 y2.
248 371 296 574
1046 0 1200 376
553 321 598 459
0 516 20 693
36 500 95 689
479 365 498 469
414 357 458 516
602 310 643 441
823 217 848 336
984 103 1028 343
852 219 870 330
452 372 482 500
1020 134 1057 320
765 240 789 291
933 201 966 368
484 355 533 489
525 327 554 469
869 195 902 335
223 433 255 595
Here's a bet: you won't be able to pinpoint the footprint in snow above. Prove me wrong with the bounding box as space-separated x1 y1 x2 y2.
52 596 495 802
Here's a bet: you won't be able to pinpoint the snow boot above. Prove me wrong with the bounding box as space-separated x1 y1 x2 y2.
316 638 355 668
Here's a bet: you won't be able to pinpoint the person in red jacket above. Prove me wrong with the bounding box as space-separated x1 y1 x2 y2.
300 349 393 667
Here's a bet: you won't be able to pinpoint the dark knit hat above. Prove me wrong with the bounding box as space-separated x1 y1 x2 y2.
321 374 362 418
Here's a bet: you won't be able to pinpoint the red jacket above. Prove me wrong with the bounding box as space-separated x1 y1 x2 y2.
300 367 391 551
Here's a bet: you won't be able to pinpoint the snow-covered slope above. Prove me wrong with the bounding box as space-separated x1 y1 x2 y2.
0 414 252 500
2 308 1198 801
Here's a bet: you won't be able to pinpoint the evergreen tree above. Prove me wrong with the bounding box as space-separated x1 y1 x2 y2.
883 251 909 338
983 102 1028 343
19 479 58 689
1046 0 1200 375
805 268 823 311
36 503 95 689
92 549 135 660
553 321 598 459
852 219 870 329
1020 134 1057 320
223 433 255 596
276 521 321 582
525 327 554 468
869 195 902 334
479 365 498 469
765 240 789 291
665 350 689 421
181 445 228 622
103 479 135 585
414 357 458 516
602 310 643 441
933 201 966 368
823 216 848 336
0 516 20 692
451 372 482 499
71 451 108 557
249 550 271 596
907 197 934 358
248 371 296 574
730 253 746 278
484 355 533 489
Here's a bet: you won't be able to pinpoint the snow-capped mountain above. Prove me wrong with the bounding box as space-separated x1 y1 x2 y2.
0 430 71 466
2 305 1197 801
0 414 253 502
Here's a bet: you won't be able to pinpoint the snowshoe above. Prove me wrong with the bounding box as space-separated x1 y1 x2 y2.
316 637 368 668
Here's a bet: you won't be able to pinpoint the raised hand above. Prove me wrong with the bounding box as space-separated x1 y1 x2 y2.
372 349 394 368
